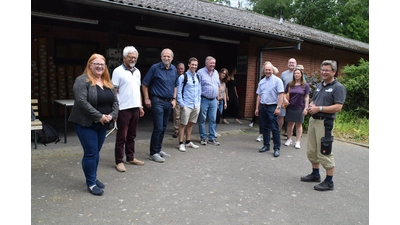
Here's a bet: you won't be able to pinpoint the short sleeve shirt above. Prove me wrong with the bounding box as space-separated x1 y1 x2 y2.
256 75 284 104
312 79 346 119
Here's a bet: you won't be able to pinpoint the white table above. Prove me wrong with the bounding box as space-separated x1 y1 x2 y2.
53 99 74 143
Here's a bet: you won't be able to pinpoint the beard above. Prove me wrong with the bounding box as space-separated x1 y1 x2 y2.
129 63 135 68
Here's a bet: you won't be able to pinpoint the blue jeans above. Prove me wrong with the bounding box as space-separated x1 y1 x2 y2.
150 96 172 155
74 122 107 187
259 105 281 150
198 97 217 141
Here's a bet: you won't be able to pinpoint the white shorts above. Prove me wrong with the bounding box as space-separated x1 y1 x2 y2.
180 106 200 125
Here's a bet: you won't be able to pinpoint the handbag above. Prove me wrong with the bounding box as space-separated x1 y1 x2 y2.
216 109 221 124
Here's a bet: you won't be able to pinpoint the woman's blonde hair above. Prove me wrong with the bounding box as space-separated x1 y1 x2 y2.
83 53 114 89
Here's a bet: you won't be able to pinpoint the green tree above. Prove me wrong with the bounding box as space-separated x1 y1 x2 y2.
250 0 292 18
208 0 231 5
248 0 369 43
337 58 369 118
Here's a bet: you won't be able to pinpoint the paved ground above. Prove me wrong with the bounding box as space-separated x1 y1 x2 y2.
31 115 369 225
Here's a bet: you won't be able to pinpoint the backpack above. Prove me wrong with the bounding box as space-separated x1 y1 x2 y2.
182 72 199 98
36 122 61 146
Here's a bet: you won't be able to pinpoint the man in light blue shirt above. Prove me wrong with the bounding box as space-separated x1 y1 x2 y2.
176 57 202 152
255 63 285 157
197 56 220 146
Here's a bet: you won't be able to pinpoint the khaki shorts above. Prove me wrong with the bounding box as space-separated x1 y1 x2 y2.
180 106 200 125
306 117 335 170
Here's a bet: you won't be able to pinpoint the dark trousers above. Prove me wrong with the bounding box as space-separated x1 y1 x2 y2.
227 95 240 118
150 97 172 155
115 108 140 164
259 105 281 150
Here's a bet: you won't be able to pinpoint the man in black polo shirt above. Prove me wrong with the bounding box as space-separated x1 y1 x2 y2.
300 60 346 191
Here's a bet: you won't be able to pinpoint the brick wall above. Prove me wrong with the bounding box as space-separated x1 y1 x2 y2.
31 24 368 118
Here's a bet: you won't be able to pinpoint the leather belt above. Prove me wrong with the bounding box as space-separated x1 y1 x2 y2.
201 95 215 100
261 104 277 107
152 95 172 102
312 115 326 120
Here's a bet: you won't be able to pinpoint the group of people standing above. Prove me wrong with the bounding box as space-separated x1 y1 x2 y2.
67 46 346 195
68 47 228 195
254 58 346 191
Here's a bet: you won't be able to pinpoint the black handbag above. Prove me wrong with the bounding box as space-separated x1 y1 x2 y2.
216 109 221 124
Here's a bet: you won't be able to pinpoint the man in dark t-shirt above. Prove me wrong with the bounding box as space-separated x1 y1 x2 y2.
300 60 346 191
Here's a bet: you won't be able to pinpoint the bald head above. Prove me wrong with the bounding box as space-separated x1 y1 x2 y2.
288 58 297 71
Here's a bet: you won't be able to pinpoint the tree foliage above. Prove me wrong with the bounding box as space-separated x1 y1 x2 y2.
248 0 369 43
337 58 369 118
208 0 231 5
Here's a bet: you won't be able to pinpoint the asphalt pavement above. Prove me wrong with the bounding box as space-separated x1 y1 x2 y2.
31 114 369 225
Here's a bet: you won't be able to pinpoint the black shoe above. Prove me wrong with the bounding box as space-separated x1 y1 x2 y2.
314 180 334 191
273 149 280 157
300 173 321 182
87 186 104 196
96 180 105 189
172 131 178 138
259 145 270 152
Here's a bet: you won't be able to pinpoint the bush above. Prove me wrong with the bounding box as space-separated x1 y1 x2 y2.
337 58 369 118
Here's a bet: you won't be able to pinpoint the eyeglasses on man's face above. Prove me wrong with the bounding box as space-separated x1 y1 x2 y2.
320 69 332 73
126 56 136 60
92 63 105 67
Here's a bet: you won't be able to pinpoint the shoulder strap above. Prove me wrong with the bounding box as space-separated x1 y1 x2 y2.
182 72 188 99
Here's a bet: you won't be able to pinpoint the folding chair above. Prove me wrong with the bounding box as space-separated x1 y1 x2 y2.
106 121 118 137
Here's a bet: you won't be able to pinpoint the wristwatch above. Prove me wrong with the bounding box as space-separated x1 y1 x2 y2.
319 106 323 111
276 106 281 109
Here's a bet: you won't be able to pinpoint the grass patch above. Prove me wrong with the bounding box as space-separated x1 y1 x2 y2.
333 111 369 146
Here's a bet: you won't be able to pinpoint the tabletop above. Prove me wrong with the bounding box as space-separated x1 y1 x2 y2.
54 99 74 106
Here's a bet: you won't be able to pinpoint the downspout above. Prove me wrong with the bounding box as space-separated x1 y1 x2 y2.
257 41 301 80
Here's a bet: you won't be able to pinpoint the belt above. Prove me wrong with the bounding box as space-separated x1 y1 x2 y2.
261 104 277 107
312 115 326 120
152 95 172 102
201 95 215 100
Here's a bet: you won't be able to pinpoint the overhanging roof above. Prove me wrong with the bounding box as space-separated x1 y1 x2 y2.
66 0 368 54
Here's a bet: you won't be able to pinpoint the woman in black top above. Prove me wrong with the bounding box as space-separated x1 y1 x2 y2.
225 68 242 124
68 53 119 196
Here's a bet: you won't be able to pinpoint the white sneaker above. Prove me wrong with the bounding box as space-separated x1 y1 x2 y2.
284 139 292 146
186 142 200 149
249 122 254 127
149 153 165 162
215 132 221 137
207 139 220 146
256 134 263 142
159 150 171 158
178 144 186 152
200 139 207 145
295 142 301 149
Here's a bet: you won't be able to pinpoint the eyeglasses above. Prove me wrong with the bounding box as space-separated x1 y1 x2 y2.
192 75 195 84
320 69 332 73
92 63 105 67
126 56 136 60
